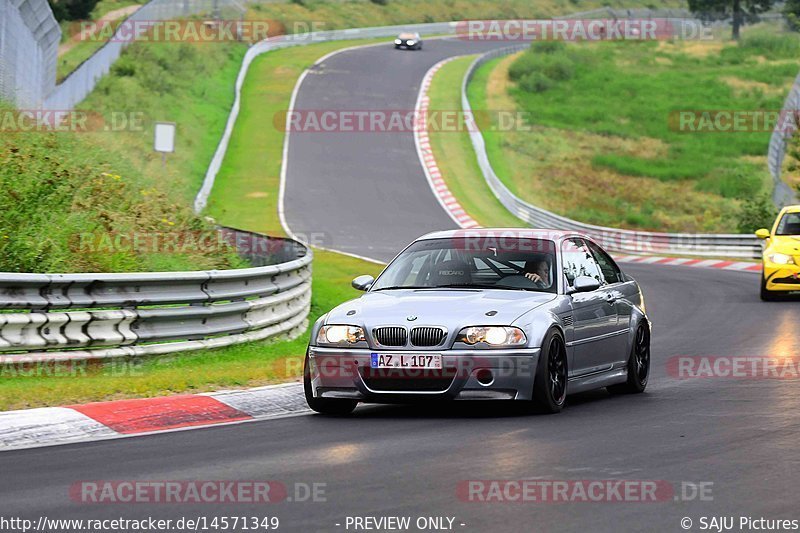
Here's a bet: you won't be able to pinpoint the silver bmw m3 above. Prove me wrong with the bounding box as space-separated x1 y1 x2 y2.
304 229 650 415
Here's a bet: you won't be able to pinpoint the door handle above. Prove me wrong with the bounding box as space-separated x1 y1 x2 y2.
605 293 617 303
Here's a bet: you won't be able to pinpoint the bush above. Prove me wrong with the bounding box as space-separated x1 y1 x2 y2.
737 195 778 233
509 43 575 89
541 55 574 81
519 71 554 93
530 41 567 55
508 52 539 81
370 0 389 4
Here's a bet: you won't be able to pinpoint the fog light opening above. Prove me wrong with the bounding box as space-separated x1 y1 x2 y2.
476 369 494 386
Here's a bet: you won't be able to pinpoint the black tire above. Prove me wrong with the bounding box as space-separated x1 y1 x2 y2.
607 321 650 395
760 275 776 301
532 329 567 413
303 351 357 415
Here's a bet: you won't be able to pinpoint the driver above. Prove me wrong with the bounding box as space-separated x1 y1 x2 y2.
523 258 551 288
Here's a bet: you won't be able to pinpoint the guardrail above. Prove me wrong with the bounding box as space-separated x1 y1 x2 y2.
0 228 311 361
461 45 764 259
768 73 800 207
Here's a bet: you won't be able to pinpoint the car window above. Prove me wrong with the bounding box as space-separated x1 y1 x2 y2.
776 212 800 236
586 240 622 284
561 238 603 288
370 237 557 293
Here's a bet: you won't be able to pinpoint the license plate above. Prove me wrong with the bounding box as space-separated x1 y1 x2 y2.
370 353 442 369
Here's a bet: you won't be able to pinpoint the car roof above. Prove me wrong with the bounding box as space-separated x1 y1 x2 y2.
781 205 800 214
398 32 419 38
416 228 587 242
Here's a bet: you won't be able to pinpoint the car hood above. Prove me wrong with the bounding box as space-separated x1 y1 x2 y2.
326 289 556 331
770 235 800 255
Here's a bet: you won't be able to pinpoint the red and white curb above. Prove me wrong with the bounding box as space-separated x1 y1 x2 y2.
414 57 480 230
613 255 762 273
0 383 307 451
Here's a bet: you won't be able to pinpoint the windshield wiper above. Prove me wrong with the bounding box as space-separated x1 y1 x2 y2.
433 283 511 290
372 285 430 291
437 283 547 292
373 284 539 292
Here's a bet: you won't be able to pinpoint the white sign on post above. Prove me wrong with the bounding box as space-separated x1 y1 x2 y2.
154 122 176 168
154 122 176 153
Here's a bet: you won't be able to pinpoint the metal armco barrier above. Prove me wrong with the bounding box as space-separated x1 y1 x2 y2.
461 45 764 259
767 73 800 207
0 228 312 360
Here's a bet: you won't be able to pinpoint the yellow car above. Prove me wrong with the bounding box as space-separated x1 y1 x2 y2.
756 205 800 300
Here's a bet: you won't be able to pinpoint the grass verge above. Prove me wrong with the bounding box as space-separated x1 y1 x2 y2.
425 56 522 228
1 39 247 273
472 28 799 233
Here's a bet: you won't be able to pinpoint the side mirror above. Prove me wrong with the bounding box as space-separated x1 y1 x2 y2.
755 228 771 240
571 276 601 294
351 275 375 291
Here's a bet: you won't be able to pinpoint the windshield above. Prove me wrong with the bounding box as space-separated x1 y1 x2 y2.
776 212 800 236
371 237 557 293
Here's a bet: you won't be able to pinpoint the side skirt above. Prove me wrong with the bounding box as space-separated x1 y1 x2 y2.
567 367 627 394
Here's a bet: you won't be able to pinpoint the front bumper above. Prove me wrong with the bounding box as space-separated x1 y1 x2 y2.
307 346 540 402
763 260 800 292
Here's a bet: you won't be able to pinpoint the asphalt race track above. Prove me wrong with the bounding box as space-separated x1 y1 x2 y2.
2 39 799 533
283 39 511 260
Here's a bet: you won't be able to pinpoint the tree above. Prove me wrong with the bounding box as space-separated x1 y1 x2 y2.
688 0 774 40
737 194 777 233
785 0 800 31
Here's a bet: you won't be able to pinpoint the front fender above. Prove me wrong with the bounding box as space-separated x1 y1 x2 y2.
308 313 328 347
514 310 564 350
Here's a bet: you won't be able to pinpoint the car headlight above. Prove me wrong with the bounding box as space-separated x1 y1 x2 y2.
407 40 416 45
394 39 402 44
768 253 795 265
456 326 527 347
317 325 366 346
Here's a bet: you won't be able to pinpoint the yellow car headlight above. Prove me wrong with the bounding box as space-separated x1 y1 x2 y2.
768 253 795 265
